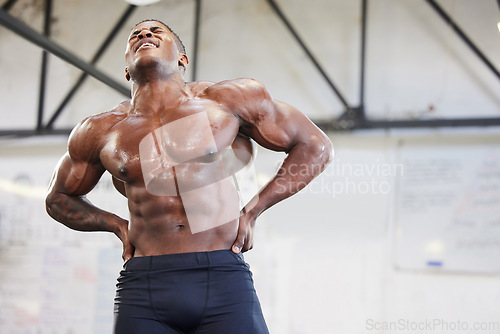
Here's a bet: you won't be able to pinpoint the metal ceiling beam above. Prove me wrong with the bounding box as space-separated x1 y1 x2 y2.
1 1 498 137
363 118 500 129
426 0 500 81
45 4 137 129
3 115 500 137
323 0 500 131
2 0 18 11
266 0 352 112
0 9 130 97
358 0 368 121
316 117 500 132
0 128 73 138
37 0 52 131
336 0 369 127
191 0 202 82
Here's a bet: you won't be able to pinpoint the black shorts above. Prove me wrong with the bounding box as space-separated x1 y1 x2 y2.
113 250 269 334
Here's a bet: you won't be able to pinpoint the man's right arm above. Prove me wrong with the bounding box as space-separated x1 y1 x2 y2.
45 117 133 260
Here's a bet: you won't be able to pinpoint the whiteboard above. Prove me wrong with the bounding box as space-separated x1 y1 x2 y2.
393 140 500 274
0 154 127 333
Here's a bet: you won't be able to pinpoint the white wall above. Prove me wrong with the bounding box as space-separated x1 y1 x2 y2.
247 129 500 333
1 0 499 333
1 130 500 334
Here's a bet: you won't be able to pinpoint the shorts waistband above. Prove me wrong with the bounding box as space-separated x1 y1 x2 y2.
123 249 244 271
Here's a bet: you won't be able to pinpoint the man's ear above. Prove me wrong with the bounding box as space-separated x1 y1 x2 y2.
125 68 130 81
178 54 189 69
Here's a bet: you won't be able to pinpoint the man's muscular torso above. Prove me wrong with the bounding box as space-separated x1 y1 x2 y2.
46 20 332 262
78 81 254 256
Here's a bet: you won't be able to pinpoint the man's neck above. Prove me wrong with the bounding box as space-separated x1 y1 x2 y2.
130 72 190 115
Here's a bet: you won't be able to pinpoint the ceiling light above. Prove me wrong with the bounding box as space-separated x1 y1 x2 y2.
124 0 161 6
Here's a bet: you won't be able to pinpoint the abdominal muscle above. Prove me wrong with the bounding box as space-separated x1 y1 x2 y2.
125 178 240 257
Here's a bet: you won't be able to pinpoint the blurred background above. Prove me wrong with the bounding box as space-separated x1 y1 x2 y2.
0 0 499 333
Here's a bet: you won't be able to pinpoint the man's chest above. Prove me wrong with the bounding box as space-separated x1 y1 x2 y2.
100 100 241 183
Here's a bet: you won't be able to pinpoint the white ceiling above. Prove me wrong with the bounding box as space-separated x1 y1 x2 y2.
0 0 499 132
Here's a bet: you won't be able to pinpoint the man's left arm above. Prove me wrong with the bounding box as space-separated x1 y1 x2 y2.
208 79 333 253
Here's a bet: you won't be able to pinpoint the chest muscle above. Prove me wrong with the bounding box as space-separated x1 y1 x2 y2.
100 101 240 185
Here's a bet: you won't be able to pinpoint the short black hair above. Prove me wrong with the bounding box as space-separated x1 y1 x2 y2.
135 19 186 55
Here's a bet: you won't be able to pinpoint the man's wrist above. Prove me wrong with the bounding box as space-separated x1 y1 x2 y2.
110 215 129 238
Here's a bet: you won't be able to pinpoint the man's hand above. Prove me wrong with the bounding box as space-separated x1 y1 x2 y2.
232 211 257 254
115 218 135 261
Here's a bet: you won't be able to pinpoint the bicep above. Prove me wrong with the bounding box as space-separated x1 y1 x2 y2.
48 152 105 197
240 99 324 153
206 78 328 152
50 115 107 196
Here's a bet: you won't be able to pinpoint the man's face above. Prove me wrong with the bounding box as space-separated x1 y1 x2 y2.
125 21 184 78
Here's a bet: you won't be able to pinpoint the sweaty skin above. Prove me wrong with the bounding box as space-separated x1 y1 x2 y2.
45 21 333 261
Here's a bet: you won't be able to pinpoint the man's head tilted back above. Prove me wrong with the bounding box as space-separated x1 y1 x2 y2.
125 19 189 81
135 19 186 55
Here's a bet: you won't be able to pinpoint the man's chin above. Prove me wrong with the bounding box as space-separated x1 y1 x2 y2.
131 56 174 73
133 53 162 64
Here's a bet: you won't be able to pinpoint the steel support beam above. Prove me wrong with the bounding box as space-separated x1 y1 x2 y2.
322 0 500 132
336 0 369 126
0 128 73 137
2 0 18 11
45 4 137 129
266 0 352 111
1 1 499 136
426 0 500 81
362 118 500 129
0 9 130 97
358 0 368 121
37 0 52 131
191 0 202 82
316 117 500 132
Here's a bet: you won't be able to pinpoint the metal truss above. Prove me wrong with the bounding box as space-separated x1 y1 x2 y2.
0 0 499 137
0 0 134 137
267 0 500 131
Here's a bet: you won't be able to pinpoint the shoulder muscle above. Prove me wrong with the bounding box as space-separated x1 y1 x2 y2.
68 105 128 163
203 78 271 111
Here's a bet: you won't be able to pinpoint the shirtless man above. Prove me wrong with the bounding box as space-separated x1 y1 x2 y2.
45 19 333 333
